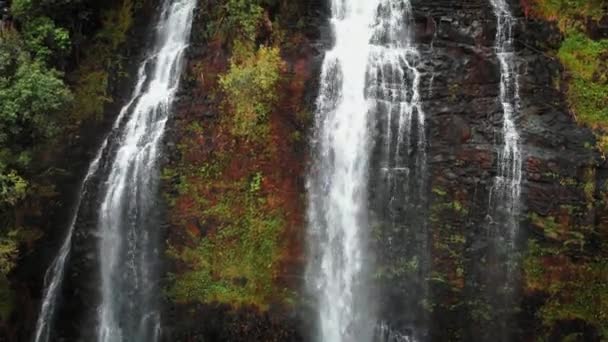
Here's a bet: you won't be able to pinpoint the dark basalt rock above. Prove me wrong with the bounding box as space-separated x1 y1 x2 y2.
368 0 603 341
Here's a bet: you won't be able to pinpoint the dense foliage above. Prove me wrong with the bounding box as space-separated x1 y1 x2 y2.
0 0 142 321
0 20 71 280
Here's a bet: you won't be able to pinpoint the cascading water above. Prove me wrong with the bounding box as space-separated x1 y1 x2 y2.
307 0 427 341
32 140 107 342
33 56 151 342
307 1 379 341
490 0 522 235
31 1 195 341
367 0 429 339
484 0 522 339
96 0 194 340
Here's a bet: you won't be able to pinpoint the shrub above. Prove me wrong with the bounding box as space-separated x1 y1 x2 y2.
219 45 284 139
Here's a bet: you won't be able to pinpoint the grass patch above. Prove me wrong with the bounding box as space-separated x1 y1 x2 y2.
557 33 608 129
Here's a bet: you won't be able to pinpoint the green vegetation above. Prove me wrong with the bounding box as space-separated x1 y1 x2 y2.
558 33 608 133
0 0 145 323
71 0 137 123
429 187 467 291
527 0 605 29
167 181 288 308
165 135 293 308
524 241 608 337
219 44 284 139
0 42 72 146
223 0 264 42
523 3 608 337
0 26 71 283
528 0 608 151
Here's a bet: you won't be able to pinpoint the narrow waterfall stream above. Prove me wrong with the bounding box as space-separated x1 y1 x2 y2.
31 1 195 341
308 0 426 341
32 139 109 342
95 0 194 340
490 0 522 236
485 0 523 339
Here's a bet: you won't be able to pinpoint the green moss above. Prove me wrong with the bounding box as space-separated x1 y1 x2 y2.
432 187 447 197
541 262 608 337
429 191 467 292
373 256 420 281
557 33 608 129
524 235 608 338
529 213 561 239
529 1 608 153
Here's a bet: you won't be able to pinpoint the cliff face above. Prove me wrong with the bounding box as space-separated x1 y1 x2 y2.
161 0 325 340
7 0 604 340
375 0 607 340
403 0 603 340
164 0 607 341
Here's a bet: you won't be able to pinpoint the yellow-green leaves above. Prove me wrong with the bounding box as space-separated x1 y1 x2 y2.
219 45 284 139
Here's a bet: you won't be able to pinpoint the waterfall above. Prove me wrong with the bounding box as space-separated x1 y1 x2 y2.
368 0 428 339
485 0 522 339
307 1 378 341
31 1 195 341
490 0 522 235
32 24 152 342
307 0 426 341
32 139 107 342
95 0 194 341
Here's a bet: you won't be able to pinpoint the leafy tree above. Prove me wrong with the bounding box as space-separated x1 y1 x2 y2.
0 29 71 217
21 16 70 62
0 56 73 144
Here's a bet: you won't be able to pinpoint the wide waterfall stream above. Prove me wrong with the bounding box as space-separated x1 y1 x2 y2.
31 0 195 341
307 1 377 340
307 0 426 341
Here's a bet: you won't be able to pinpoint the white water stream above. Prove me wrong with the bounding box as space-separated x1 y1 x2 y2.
308 1 425 341
32 1 195 341
96 0 194 340
490 0 522 236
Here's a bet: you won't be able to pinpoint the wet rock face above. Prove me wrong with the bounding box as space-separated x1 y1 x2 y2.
369 0 601 341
